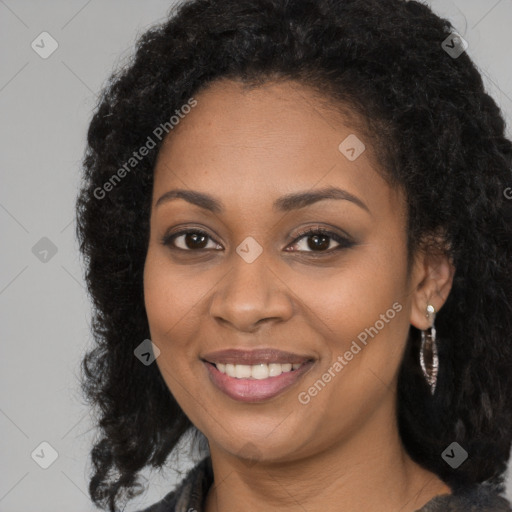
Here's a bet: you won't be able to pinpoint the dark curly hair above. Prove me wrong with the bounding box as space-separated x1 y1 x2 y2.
75 0 512 510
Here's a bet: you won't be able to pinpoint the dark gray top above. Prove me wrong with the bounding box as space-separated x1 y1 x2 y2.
139 456 512 511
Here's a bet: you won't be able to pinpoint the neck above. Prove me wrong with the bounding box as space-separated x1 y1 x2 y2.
204 392 451 512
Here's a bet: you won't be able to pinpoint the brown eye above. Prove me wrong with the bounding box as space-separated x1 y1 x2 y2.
163 230 221 251
288 228 354 253
305 233 331 251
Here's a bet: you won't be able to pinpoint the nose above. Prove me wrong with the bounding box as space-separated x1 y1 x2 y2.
209 250 294 333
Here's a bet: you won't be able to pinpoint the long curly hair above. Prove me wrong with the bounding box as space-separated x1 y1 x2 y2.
75 0 512 510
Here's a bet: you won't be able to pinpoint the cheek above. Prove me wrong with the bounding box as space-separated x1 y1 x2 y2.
144 247 207 339
303 248 408 335
143 252 203 415
143 250 196 385
299 239 411 386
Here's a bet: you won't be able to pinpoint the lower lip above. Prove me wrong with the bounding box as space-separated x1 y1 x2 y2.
203 361 314 402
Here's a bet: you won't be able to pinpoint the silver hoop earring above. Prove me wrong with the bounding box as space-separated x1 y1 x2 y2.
420 304 438 395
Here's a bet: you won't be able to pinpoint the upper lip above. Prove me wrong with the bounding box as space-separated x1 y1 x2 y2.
201 348 314 365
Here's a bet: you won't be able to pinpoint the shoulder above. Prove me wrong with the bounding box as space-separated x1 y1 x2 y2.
135 456 213 512
417 483 512 512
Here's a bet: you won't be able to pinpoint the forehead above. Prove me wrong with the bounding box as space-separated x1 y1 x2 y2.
152 78 403 218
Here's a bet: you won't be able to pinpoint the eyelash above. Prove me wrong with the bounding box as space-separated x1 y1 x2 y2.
291 227 354 253
161 226 354 254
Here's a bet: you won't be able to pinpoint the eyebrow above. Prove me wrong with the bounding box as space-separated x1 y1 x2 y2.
155 186 370 214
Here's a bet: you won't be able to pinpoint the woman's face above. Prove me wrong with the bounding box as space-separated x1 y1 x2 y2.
144 78 424 463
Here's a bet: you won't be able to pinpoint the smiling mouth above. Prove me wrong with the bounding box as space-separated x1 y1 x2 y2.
200 348 316 401
208 361 306 379
202 359 315 402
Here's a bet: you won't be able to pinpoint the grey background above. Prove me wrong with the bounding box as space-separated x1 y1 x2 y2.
1 0 511 510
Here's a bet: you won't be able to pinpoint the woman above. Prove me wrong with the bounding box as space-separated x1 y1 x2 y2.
75 0 512 510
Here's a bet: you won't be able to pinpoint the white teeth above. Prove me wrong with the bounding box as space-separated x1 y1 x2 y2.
252 364 269 380
214 362 303 379
235 364 252 378
268 363 282 377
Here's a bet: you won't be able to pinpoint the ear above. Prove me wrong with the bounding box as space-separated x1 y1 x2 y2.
409 240 455 330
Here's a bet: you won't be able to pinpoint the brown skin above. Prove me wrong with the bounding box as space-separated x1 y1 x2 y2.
143 79 455 512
